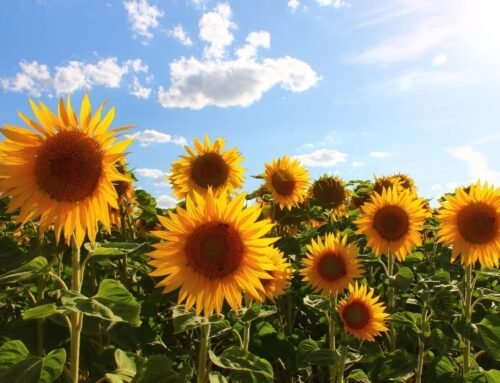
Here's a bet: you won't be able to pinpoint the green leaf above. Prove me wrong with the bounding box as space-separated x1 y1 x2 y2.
303 294 329 312
476 314 500 361
0 347 66 383
296 339 338 367
346 369 371 383
133 355 182 383
23 304 64 320
172 306 223 334
0 256 49 284
464 370 500 383
62 279 141 327
425 354 457 383
255 321 276 337
112 349 137 382
84 242 147 257
391 266 414 290
209 346 274 383
208 372 229 383
0 340 29 373
378 350 417 381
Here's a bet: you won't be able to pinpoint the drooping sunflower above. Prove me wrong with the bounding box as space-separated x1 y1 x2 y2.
438 181 500 268
337 282 389 341
391 173 417 193
0 95 132 247
355 187 429 261
148 190 278 316
372 175 402 196
311 175 350 218
264 156 310 210
301 233 363 295
251 247 292 302
169 136 244 199
110 162 137 228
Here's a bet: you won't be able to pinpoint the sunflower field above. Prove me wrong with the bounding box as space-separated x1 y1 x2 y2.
0 96 499 383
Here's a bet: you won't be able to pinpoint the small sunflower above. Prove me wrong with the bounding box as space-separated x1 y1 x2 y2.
264 156 310 210
148 190 278 316
391 173 417 193
251 247 292 302
311 175 350 218
372 175 402 196
301 234 363 295
438 181 500 268
169 136 244 199
0 95 132 247
337 282 389 341
355 187 429 261
110 162 137 228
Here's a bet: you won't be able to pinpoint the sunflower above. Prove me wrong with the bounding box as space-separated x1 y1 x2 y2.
301 233 363 295
372 175 402 196
251 247 292 302
337 282 389 341
110 162 137 228
391 173 417 193
355 187 429 261
264 156 310 210
0 95 132 247
438 181 500 268
169 136 244 199
148 190 278 316
311 175 350 218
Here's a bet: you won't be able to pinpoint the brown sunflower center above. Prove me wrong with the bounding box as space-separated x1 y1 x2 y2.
185 222 244 279
342 301 370 329
313 180 345 208
373 205 409 241
457 203 498 244
271 170 296 197
190 152 229 189
317 252 347 281
34 131 103 202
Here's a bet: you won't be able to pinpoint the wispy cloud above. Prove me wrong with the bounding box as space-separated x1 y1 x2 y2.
129 77 152 99
126 129 187 147
135 168 170 188
294 149 347 167
316 0 350 8
157 194 178 209
352 161 364 167
124 0 163 42
369 151 391 159
448 146 500 184
288 0 300 10
168 24 193 46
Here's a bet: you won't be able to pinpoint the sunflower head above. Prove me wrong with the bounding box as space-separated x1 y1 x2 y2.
438 181 500 268
372 176 402 196
0 94 132 247
391 173 417 193
355 187 429 261
148 190 279 316
301 233 363 295
264 156 310 210
350 182 373 209
337 282 389 341
311 175 350 217
169 135 245 200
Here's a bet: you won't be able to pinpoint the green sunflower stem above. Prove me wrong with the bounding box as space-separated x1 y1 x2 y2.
198 323 211 383
69 236 83 383
328 293 338 383
336 343 348 383
463 265 473 375
387 251 397 351
242 321 251 352
36 275 46 356
416 303 427 383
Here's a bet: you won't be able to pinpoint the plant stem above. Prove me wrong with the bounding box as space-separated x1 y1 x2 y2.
36 275 46 356
69 237 83 383
387 251 396 351
328 293 338 383
197 323 211 383
463 265 473 375
416 303 427 383
336 343 347 383
242 321 251 352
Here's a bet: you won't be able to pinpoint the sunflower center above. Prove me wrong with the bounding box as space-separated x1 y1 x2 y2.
317 252 347 281
34 131 103 202
271 170 296 196
342 301 370 329
457 203 498 244
373 205 409 241
185 222 244 279
313 181 345 208
190 153 229 189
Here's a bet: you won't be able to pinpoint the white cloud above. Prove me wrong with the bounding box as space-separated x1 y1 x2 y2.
294 149 347 167
369 151 391 159
0 57 148 96
199 2 236 59
126 129 187 147
124 0 163 41
168 24 193 46
352 161 364 167
236 31 271 60
433 53 447 66
316 0 350 8
395 70 457 92
130 77 152 99
157 194 178 209
449 146 500 184
135 168 170 187
288 0 300 10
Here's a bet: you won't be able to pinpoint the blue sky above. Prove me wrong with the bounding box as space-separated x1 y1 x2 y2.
1 0 499 207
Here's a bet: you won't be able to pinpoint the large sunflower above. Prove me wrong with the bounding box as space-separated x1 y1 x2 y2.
148 190 278 316
0 95 132 247
438 182 500 268
301 234 363 295
337 282 389 341
264 156 310 210
311 175 350 218
169 136 244 199
355 187 429 261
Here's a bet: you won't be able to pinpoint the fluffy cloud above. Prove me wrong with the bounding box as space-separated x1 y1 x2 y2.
130 77 152 99
369 151 391 159
199 2 235 59
135 168 170 187
449 146 500 184
124 0 163 41
352 161 364 167
316 0 350 8
294 149 347 167
236 31 271 60
126 129 187 146
169 24 193 46
157 194 178 209
288 0 300 10
0 57 149 97
433 53 447 66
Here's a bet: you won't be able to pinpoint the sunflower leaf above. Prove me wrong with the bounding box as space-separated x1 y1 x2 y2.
0 256 49 285
23 303 65 320
172 306 223 334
